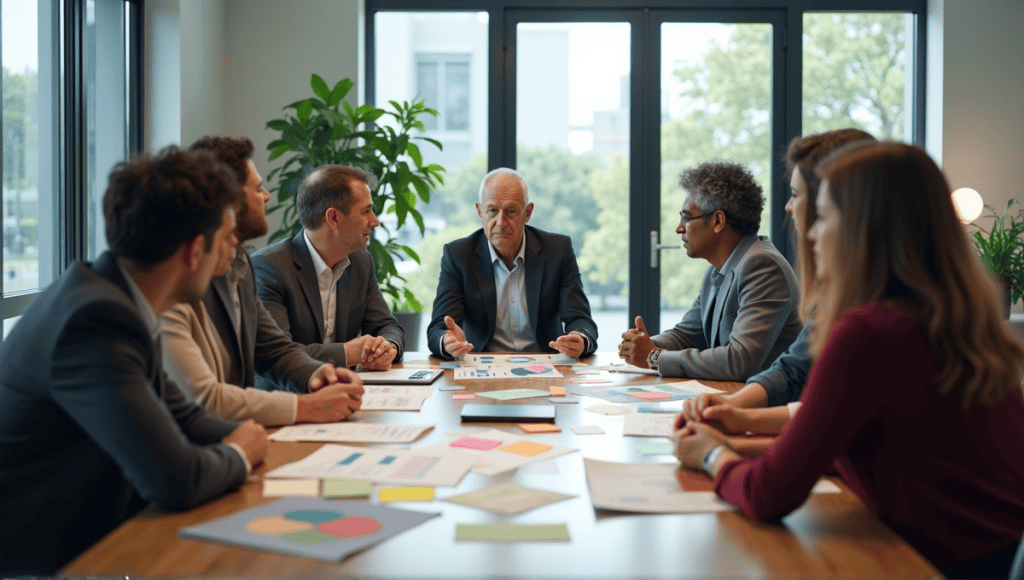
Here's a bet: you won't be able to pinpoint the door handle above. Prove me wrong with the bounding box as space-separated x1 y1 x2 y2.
650 230 680 268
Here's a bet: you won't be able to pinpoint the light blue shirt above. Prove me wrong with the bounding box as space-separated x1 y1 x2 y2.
303 230 349 342
484 236 540 352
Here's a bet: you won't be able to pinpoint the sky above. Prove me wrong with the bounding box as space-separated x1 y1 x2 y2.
2 0 39 74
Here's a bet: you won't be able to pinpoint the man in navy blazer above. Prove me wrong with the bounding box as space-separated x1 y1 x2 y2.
0 148 269 574
427 168 598 359
253 164 404 370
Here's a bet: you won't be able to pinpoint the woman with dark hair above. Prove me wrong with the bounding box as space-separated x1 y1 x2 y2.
679 129 875 446
674 142 1024 579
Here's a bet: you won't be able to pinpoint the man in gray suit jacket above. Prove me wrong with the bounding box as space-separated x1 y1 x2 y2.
253 165 404 371
619 160 802 381
0 148 266 574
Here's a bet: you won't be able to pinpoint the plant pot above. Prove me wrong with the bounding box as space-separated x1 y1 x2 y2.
395 311 421 352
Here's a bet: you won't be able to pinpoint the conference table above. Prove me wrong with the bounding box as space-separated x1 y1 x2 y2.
63 353 939 578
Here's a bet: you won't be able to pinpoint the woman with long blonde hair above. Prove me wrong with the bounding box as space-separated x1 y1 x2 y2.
674 142 1024 578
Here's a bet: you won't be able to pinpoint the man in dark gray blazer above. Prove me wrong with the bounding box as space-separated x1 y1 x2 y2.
619 160 802 381
253 165 404 370
0 148 266 575
426 168 598 360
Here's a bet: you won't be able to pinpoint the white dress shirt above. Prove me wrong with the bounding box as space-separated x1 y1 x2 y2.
303 231 349 342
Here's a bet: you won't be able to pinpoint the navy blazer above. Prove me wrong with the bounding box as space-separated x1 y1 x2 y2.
427 226 598 358
0 252 246 574
252 231 405 368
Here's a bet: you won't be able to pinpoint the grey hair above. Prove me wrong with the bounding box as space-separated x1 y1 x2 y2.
478 167 529 205
679 160 764 235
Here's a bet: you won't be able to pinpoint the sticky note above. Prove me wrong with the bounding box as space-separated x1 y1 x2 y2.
322 479 373 498
638 405 679 413
452 393 476 400
633 391 672 400
571 425 605 435
379 487 434 502
549 386 566 396
451 436 503 451
438 385 464 391
637 440 674 455
456 523 570 542
585 404 630 415
263 479 319 497
550 397 578 404
499 441 552 456
517 423 561 433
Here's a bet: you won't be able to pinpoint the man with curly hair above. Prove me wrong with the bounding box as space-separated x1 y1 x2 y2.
618 160 802 380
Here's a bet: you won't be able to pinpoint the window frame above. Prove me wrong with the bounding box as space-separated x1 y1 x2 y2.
0 0 142 327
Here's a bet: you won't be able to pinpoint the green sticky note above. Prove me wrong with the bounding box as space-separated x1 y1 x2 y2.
322 479 373 498
455 523 570 542
636 439 674 455
404 359 433 365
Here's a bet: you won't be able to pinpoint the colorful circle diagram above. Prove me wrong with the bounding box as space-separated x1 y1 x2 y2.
509 365 553 376
246 509 383 544
505 356 538 364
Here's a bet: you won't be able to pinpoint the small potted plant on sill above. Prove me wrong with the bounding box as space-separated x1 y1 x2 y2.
264 75 445 347
970 198 1024 318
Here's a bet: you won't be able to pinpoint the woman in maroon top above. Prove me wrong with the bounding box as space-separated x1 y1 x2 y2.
673 141 1024 579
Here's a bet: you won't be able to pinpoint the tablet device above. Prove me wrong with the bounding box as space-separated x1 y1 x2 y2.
356 368 443 385
460 404 556 423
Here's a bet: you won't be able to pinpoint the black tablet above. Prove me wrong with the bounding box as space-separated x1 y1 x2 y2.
460 404 556 423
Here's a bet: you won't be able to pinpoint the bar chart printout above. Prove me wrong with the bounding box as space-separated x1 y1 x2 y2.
266 445 479 487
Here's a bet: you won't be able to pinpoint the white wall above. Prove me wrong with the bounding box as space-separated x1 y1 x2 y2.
180 0 226 143
223 0 363 248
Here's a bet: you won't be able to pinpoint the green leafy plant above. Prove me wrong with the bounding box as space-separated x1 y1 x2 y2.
971 199 1024 307
264 75 445 312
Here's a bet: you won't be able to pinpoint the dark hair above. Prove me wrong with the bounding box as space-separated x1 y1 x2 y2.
813 141 1024 409
187 136 254 187
298 164 376 229
784 128 876 319
103 146 243 265
679 160 764 235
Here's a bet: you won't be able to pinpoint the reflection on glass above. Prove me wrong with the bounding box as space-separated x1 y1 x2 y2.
660 22 772 332
517 22 630 352
803 13 911 140
2 0 47 294
375 11 488 348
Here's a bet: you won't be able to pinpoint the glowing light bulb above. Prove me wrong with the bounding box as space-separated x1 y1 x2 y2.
952 187 983 223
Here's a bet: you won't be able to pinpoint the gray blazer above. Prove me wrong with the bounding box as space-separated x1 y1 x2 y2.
653 234 803 381
201 248 325 393
0 252 246 574
252 230 405 368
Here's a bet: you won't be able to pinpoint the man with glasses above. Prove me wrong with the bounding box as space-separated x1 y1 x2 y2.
427 167 598 359
618 160 802 380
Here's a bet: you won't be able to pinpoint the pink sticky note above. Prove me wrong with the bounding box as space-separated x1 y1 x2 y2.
450 437 503 451
634 391 671 400
452 394 476 400
526 365 547 372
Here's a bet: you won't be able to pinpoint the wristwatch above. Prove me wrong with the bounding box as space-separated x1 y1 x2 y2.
702 444 727 476
647 348 664 370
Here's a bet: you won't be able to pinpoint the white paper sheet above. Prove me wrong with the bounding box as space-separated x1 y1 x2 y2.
588 363 661 375
623 412 678 437
416 428 578 476
269 422 433 443
662 380 727 395
584 459 732 513
266 444 477 487
454 365 564 380
463 353 578 365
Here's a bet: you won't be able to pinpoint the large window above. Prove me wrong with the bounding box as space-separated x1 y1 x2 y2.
368 1 925 347
1 0 139 338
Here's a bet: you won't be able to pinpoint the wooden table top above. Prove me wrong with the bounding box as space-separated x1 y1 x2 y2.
62 353 939 578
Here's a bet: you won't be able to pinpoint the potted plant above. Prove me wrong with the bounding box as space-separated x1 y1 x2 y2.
264 75 445 347
970 198 1024 317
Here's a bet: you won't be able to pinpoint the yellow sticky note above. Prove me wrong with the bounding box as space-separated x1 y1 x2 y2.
549 386 566 396
499 441 552 456
263 479 319 497
517 423 562 434
379 486 434 502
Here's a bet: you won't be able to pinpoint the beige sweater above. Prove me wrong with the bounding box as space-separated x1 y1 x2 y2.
159 301 298 426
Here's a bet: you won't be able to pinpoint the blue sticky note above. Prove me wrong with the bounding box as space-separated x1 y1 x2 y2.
440 363 460 370
638 405 680 414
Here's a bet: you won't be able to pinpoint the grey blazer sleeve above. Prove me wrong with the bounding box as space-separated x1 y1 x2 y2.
427 243 465 359
656 252 797 381
747 322 812 407
251 297 325 393
652 293 709 352
50 303 245 510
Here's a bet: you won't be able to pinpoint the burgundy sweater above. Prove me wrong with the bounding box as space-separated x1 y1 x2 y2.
715 303 1024 566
